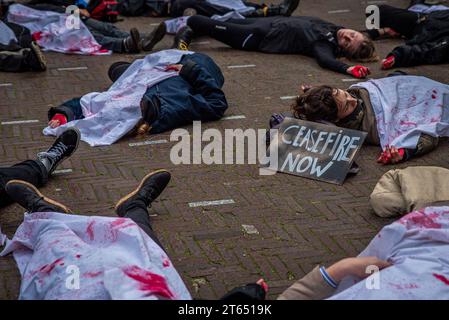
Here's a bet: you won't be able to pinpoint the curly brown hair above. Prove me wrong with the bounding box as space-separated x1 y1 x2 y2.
292 86 339 122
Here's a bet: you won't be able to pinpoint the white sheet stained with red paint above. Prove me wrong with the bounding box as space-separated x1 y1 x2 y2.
352 76 449 150
0 212 191 300
7 4 109 55
330 206 449 300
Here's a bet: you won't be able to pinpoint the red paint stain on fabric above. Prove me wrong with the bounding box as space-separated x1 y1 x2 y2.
389 282 419 290
433 273 449 285
39 258 64 275
86 220 95 241
123 265 174 299
32 32 42 41
84 271 103 278
432 95 437 99
399 210 442 229
107 218 135 242
162 259 170 268
400 120 417 127
76 254 82 259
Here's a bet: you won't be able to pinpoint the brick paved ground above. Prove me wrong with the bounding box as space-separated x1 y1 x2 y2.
1 0 449 299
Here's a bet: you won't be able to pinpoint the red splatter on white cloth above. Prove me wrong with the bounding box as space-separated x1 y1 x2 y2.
352 76 449 149
43 49 192 146
330 206 449 300
0 212 191 300
7 4 110 55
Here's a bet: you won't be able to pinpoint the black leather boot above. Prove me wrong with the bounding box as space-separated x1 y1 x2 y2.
115 170 171 217
172 26 194 51
141 22 167 52
266 0 300 17
5 180 71 213
123 28 141 53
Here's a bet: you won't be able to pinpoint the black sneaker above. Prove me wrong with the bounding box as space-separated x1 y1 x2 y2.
37 127 80 175
172 26 194 51
123 28 141 53
5 180 71 213
27 42 47 71
115 170 171 217
141 22 167 52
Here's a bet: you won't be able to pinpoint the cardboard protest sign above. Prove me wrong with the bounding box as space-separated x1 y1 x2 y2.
267 117 367 184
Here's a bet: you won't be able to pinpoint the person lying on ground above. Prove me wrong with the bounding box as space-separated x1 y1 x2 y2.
7 3 156 54
279 204 449 299
117 0 299 18
365 4 449 69
0 20 46 72
44 49 228 146
269 71 449 164
0 170 268 300
167 0 300 18
0 128 80 209
149 14 378 78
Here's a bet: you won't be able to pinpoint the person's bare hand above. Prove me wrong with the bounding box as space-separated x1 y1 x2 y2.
48 119 61 128
377 145 405 164
384 27 400 38
326 257 391 283
79 8 90 17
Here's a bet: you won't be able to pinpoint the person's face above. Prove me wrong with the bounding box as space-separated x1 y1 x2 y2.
333 89 358 120
337 29 365 56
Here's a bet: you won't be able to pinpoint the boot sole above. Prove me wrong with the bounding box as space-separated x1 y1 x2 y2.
114 169 170 215
30 42 47 71
6 180 72 214
142 23 167 52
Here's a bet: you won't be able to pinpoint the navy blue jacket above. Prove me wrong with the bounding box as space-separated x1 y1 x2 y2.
146 52 228 133
48 52 228 134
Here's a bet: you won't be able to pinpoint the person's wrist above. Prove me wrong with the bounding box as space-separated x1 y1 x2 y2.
326 258 354 283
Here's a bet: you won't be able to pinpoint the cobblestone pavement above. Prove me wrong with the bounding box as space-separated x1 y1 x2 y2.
1 0 448 299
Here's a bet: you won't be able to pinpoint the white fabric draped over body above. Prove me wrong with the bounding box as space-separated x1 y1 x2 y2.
352 76 449 149
7 4 109 55
0 21 18 46
0 212 191 300
330 206 449 300
43 49 193 146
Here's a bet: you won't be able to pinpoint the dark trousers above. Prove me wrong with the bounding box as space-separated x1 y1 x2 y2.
0 21 34 72
170 0 261 17
82 18 129 53
0 160 48 208
187 15 271 50
123 206 164 251
377 4 424 39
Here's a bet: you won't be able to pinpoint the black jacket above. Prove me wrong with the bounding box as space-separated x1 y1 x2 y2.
258 16 349 74
388 10 449 67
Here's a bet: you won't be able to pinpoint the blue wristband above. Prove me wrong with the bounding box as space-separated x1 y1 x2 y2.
319 266 338 288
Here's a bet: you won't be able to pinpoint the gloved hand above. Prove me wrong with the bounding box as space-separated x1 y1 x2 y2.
382 55 396 70
347 65 371 78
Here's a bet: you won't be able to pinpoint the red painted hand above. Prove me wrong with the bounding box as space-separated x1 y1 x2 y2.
382 55 395 70
347 65 371 78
